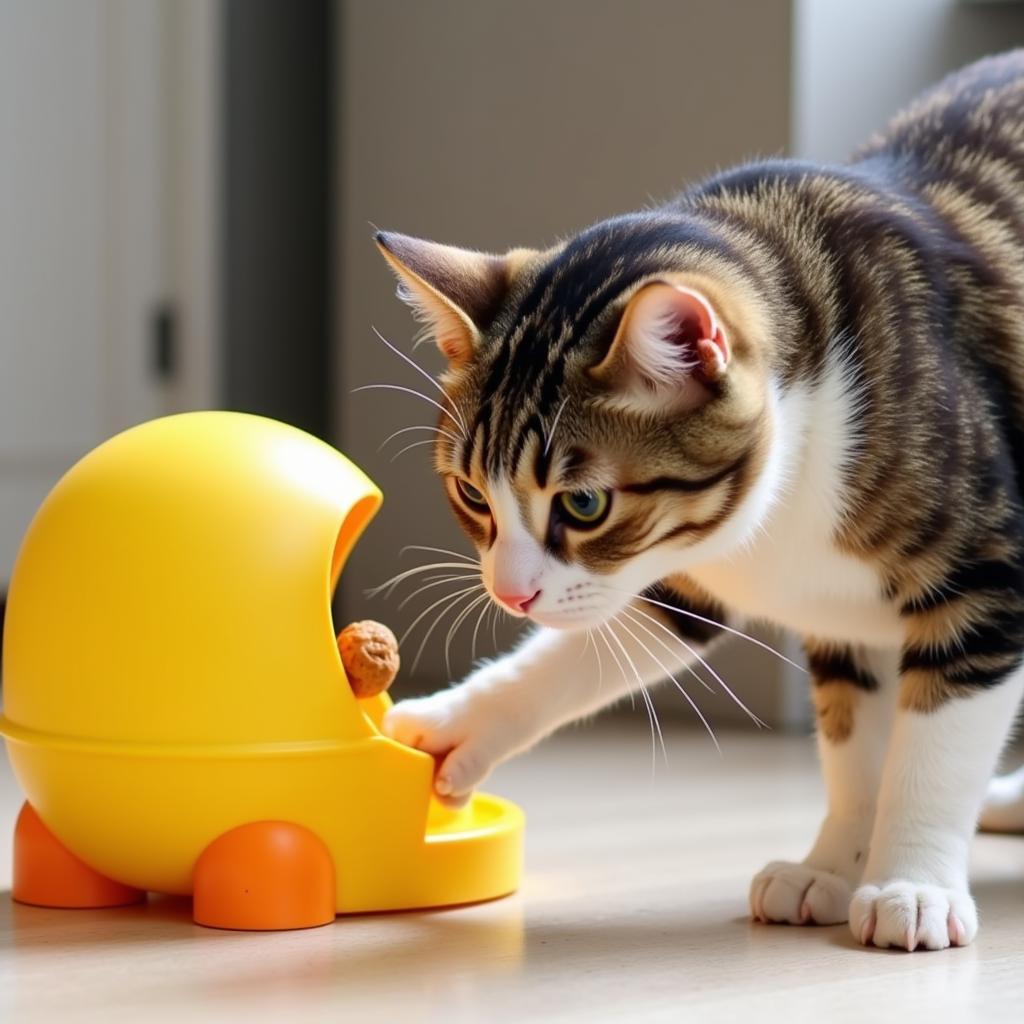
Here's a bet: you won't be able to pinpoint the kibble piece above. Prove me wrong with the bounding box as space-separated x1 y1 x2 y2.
337 620 400 698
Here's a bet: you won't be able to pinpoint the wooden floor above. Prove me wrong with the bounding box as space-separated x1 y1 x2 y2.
2 720 1024 1023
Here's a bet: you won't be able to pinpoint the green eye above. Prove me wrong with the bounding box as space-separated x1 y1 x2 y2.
558 489 611 527
456 478 490 512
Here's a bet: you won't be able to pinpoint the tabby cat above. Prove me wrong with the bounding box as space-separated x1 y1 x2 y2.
375 51 1024 952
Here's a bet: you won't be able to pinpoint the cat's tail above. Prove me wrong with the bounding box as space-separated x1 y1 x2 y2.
979 766 1024 833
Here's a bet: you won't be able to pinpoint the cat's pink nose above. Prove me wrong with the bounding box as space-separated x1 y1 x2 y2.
495 589 540 614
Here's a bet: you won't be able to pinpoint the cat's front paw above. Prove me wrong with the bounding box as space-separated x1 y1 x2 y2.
849 881 977 951
383 690 502 807
750 861 852 925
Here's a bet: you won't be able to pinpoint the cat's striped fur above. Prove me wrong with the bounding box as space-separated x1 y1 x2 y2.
377 52 1024 951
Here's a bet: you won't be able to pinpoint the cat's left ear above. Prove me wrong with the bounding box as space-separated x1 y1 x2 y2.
590 281 730 409
375 231 510 366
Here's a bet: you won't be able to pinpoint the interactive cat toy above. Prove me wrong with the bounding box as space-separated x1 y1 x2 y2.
0 412 523 930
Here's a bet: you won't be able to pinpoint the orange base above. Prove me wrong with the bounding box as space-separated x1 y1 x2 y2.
13 802 145 909
192 821 336 931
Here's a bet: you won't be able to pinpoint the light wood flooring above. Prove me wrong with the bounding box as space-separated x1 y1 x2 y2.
2 719 1023 1022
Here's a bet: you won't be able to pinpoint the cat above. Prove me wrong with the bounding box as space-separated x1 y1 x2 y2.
374 51 1024 952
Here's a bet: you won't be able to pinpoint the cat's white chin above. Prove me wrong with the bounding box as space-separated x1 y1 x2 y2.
527 607 614 630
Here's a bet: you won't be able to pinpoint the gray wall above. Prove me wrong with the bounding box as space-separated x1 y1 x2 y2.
333 0 794 714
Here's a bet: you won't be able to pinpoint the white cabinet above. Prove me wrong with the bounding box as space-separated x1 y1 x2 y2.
0 0 218 584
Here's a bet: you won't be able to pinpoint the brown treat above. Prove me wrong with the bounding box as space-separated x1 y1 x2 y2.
337 620 400 698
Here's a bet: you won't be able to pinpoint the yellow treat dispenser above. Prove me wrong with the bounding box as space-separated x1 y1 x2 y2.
0 412 523 930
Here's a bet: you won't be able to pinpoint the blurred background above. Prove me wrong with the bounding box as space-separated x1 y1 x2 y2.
3 0 1024 727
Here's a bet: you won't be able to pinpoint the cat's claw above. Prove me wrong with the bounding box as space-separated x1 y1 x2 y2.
750 861 852 925
849 881 977 951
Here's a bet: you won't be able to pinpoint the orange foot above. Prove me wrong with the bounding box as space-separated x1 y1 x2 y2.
13 802 145 909
192 821 336 931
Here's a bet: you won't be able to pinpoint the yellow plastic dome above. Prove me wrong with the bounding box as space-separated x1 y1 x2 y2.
0 412 525 920
3 411 378 749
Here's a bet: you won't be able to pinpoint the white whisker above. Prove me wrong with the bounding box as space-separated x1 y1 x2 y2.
618 607 714 693
390 437 447 461
607 615 666 770
370 325 469 437
397 572 482 610
367 561 482 598
401 544 479 565
543 396 570 457
399 583 481 649
352 383 467 439
625 604 767 730
617 610 722 752
596 624 634 710
589 629 605 694
444 591 491 677
377 423 462 453
490 601 501 650
576 629 594 667
605 587 806 674
470 595 494 663
410 586 484 674
639 682 664 771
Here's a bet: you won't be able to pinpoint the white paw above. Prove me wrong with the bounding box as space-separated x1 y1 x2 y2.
979 766 1024 833
849 881 977 951
750 861 852 925
383 691 499 806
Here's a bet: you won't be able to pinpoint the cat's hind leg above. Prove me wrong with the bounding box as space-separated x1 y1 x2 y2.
979 764 1024 832
751 643 898 926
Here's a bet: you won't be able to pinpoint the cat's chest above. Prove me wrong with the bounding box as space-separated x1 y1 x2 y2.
686 490 904 648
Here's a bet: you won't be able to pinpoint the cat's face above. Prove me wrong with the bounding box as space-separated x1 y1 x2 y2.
377 217 774 630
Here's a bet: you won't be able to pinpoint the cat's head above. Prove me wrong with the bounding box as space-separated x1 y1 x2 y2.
376 215 778 629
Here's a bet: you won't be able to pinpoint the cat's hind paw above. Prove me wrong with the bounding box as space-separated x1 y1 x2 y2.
980 765 1024 833
849 881 977 951
750 861 851 925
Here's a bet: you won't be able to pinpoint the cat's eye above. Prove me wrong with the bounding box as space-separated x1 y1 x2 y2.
557 489 611 528
455 478 490 513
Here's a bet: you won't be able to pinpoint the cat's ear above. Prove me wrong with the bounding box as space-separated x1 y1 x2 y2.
375 231 509 366
590 281 730 409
